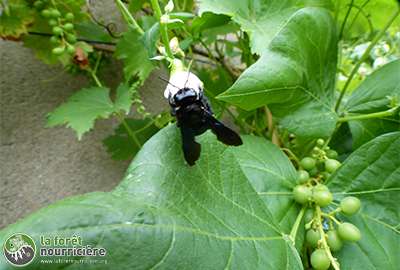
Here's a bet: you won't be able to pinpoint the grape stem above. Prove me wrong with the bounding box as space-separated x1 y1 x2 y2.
114 0 144 34
316 206 341 270
337 106 399 122
150 0 174 60
289 207 306 244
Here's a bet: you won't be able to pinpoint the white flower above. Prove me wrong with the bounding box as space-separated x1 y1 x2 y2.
164 71 204 99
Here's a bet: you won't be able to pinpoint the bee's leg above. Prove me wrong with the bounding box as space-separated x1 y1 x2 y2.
180 126 201 166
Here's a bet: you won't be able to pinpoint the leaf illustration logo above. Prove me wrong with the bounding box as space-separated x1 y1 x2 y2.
3 233 36 267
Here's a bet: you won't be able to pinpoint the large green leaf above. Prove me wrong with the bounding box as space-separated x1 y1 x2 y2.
217 6 338 138
327 132 400 270
344 60 400 148
0 125 303 269
198 0 332 55
114 30 155 81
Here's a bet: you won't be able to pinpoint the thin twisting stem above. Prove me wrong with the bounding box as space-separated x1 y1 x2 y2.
335 8 400 112
114 0 144 34
150 0 174 59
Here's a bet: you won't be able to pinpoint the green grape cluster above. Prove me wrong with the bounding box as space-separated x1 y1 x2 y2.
291 139 362 270
33 0 77 56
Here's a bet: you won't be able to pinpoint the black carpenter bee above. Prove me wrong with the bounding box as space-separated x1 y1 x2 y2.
164 71 242 166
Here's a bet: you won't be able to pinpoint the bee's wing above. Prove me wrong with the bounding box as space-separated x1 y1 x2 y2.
205 112 243 146
180 127 201 166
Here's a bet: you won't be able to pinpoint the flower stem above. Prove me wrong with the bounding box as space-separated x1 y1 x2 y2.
337 107 399 122
289 207 306 244
334 8 400 112
114 0 144 34
316 206 340 270
150 0 174 59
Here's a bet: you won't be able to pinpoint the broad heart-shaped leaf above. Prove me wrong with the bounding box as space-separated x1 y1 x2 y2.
0 125 303 270
327 132 400 270
218 7 338 138
47 87 115 139
343 60 400 148
115 29 155 81
198 0 332 55
230 136 305 248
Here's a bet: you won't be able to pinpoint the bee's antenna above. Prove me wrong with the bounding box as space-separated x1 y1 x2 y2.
158 76 180 89
184 60 194 88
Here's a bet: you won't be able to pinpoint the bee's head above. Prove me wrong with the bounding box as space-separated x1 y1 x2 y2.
173 87 199 107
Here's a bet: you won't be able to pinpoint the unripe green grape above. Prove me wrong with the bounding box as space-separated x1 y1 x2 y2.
297 170 309 184
326 149 338 159
48 19 57 26
311 249 331 270
50 9 61 18
66 44 76 54
338 222 361 242
49 36 59 44
321 171 331 180
293 185 312 204
300 157 316 170
52 47 65 55
41 9 51 17
314 184 329 192
65 33 77 43
306 228 321 248
340 196 361 215
63 23 74 31
65 12 74 21
326 230 343 252
52 26 63 36
316 138 325 146
34 1 44 9
313 190 333 207
325 159 341 173
304 209 314 223
309 167 319 177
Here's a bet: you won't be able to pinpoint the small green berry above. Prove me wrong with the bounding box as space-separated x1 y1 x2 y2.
34 1 44 9
313 190 333 207
306 228 321 248
63 23 74 31
304 209 314 223
300 157 316 170
52 26 63 36
49 36 59 44
325 159 341 173
340 196 361 215
41 9 51 17
65 12 74 21
338 222 361 242
297 170 310 184
52 47 65 55
66 44 76 54
316 138 325 146
293 185 312 204
50 9 61 18
326 149 338 159
65 33 77 43
326 230 343 252
48 19 57 26
311 249 331 270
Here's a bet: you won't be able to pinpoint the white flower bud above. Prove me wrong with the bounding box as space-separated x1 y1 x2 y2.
164 71 204 99
164 0 174 13
160 14 169 24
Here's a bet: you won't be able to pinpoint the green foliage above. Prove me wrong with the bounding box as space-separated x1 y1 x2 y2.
0 0 33 38
103 118 159 160
115 29 155 81
0 126 303 270
327 132 400 269
47 85 134 139
1 0 400 269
